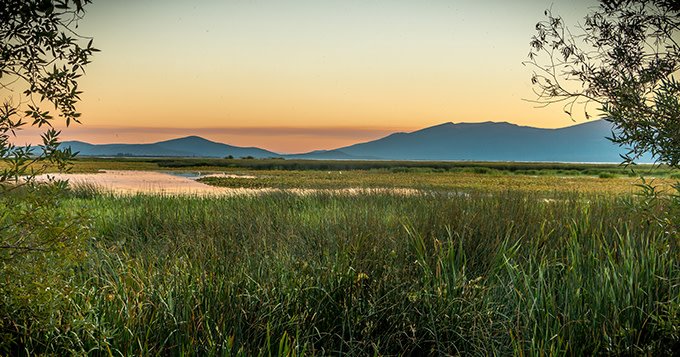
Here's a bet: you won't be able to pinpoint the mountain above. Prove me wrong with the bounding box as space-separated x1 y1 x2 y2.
320 119 648 163
62 136 282 158
286 150 379 160
60 119 650 162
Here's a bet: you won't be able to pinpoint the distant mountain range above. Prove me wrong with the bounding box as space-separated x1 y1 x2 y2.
62 135 279 158
60 119 649 163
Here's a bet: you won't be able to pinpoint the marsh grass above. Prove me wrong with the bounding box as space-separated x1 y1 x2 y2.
68 181 105 199
26 157 678 178
1 188 677 355
197 169 677 195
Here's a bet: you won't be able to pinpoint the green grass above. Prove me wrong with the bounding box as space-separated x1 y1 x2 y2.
43 157 679 178
196 169 677 195
1 187 678 355
150 157 670 176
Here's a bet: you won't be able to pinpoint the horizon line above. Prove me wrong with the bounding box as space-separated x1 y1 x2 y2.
13 119 605 154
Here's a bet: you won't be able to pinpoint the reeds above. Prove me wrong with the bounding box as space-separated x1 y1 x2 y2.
2 190 678 355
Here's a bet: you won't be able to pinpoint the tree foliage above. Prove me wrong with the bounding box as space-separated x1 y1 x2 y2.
1 0 98 181
527 0 680 167
0 1 96 350
0 0 96 259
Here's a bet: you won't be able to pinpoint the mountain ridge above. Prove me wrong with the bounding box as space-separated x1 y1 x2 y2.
59 119 648 163
323 119 631 162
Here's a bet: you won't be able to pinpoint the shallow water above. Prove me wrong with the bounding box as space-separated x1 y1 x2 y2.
165 171 256 180
33 170 418 196
33 170 263 196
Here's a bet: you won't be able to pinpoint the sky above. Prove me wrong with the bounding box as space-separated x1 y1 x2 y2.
14 0 598 153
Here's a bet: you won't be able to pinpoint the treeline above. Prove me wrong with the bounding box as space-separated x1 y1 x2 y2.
144 158 676 176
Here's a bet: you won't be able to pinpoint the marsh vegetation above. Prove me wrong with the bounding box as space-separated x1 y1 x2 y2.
1 161 678 355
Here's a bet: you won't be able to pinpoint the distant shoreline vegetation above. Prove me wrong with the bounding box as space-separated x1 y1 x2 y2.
151 158 674 177
86 153 653 166
51 157 680 180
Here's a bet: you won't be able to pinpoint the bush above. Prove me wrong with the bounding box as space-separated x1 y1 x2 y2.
0 183 89 354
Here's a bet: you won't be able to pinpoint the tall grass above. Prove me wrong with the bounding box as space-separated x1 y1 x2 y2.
2 190 678 355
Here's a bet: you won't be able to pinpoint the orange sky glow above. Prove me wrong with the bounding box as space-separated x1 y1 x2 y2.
7 0 598 153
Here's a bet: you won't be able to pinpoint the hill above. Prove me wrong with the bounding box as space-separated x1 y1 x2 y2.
61 136 282 158
60 120 648 163
325 120 645 162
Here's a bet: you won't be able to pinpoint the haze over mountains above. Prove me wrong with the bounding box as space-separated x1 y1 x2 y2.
61 120 646 163
63 136 279 159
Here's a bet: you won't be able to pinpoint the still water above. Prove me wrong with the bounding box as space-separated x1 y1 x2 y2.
33 170 260 196
33 170 419 196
